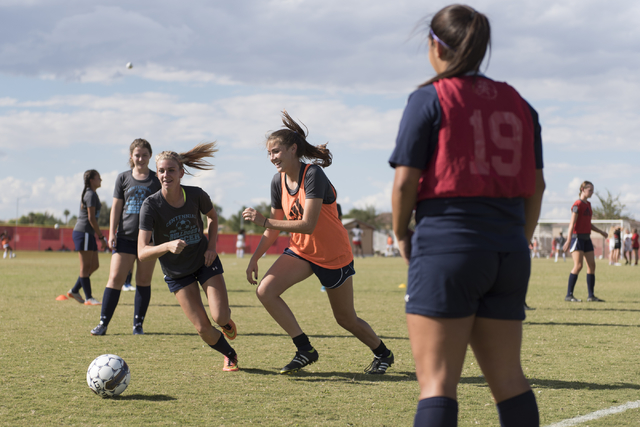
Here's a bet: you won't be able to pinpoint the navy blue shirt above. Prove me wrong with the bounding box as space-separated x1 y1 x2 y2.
389 78 543 256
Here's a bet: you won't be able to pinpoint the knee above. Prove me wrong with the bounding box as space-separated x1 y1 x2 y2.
334 313 359 331
256 281 274 303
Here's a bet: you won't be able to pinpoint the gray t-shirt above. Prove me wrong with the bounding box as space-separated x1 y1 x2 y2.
271 163 336 209
139 186 214 279
113 170 161 241
73 189 101 234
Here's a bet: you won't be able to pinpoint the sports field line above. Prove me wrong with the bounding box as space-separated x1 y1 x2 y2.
544 400 640 427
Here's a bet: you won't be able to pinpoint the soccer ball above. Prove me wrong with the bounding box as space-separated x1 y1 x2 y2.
87 354 130 397
126 62 133 69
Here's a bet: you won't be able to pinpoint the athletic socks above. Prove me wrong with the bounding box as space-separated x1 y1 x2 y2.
134 286 151 326
210 334 236 359
566 273 578 296
586 274 595 298
292 333 314 352
99 288 121 326
414 396 458 427
80 277 93 300
372 340 391 358
496 390 539 427
71 277 82 294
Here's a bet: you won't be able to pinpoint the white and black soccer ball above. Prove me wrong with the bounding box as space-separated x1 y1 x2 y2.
87 354 130 398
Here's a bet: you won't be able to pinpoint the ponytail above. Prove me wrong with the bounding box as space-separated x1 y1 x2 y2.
267 110 332 168
155 142 218 176
81 169 99 209
419 4 491 87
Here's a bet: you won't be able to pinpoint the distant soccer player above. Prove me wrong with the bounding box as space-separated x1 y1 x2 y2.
1 232 15 259
67 170 107 306
242 111 393 375
138 143 238 371
554 232 566 262
632 229 639 265
91 139 161 336
390 5 545 425
563 181 608 302
351 223 364 258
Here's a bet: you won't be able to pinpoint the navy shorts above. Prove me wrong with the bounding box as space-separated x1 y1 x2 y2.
569 237 594 253
113 238 137 256
406 251 530 320
73 231 98 252
283 248 355 289
164 256 224 293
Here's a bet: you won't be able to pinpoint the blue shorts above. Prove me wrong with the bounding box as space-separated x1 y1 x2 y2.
112 238 137 256
73 231 97 252
406 251 530 320
283 248 355 289
164 256 224 293
569 237 594 253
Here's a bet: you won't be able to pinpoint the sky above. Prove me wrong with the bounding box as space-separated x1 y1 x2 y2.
1 0 639 225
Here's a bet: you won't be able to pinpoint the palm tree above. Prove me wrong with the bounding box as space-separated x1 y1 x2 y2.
64 209 70 225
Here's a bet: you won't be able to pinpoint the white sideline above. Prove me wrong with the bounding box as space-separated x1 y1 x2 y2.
545 400 640 427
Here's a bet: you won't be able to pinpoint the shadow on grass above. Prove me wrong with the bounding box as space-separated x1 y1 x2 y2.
525 321 640 327
240 367 416 383
117 394 177 401
460 376 640 391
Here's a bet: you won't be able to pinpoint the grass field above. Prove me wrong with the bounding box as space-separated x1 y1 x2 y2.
1 251 639 426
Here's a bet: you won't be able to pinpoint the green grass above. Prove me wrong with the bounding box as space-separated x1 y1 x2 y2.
1 252 639 426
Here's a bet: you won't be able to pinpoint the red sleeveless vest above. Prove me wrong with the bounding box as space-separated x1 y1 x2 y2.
417 77 536 201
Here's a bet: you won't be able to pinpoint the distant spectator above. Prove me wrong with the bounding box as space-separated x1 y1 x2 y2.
1 232 15 259
554 232 566 262
531 237 540 259
385 233 395 257
623 228 632 265
351 223 364 258
236 229 246 258
631 229 639 266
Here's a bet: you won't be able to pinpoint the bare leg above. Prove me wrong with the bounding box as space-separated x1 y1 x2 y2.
174 282 222 346
469 318 531 403
256 255 313 338
79 250 100 277
570 250 584 275
201 274 231 327
106 252 136 289
134 256 156 288
406 313 474 399
326 277 381 349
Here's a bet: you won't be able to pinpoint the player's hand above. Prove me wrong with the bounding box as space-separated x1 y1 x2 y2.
397 231 413 266
166 239 188 254
109 233 117 250
99 239 107 252
602 231 608 239
246 260 259 285
242 208 265 227
204 249 218 267
563 240 570 253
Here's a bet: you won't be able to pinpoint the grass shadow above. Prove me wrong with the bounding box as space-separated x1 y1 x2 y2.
240 367 416 383
116 394 177 401
460 376 640 391
525 321 640 327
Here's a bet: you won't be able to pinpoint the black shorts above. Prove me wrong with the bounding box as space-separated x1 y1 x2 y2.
283 248 355 289
113 238 137 256
569 237 594 253
406 251 530 320
164 256 224 293
73 231 97 252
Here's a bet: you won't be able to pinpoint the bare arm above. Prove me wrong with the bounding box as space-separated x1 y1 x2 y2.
87 206 106 250
591 223 608 238
243 198 322 235
391 166 421 265
563 211 578 253
245 208 285 285
203 207 219 267
523 169 546 242
109 198 124 248
137 229 187 263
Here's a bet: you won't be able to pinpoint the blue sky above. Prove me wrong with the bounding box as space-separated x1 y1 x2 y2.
1 0 639 224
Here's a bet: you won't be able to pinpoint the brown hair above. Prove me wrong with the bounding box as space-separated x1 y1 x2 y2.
266 110 332 168
579 181 593 196
155 142 218 176
128 138 153 168
419 4 491 87
81 169 99 209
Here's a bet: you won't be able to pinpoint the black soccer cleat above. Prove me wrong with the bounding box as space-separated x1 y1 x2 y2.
364 350 394 374
280 349 319 374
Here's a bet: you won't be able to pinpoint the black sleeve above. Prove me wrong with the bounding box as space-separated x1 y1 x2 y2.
199 188 214 214
305 165 336 204
139 198 154 232
270 173 282 210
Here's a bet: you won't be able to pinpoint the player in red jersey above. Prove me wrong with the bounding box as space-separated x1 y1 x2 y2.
390 5 544 426
562 181 608 302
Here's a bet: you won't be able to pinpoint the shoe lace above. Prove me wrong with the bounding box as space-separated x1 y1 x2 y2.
365 356 382 373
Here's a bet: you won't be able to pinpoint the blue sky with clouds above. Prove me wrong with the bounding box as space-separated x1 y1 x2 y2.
1 0 639 224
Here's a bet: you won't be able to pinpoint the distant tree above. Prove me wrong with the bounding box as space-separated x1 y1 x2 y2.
18 211 60 225
63 209 70 224
226 202 272 233
343 205 379 228
593 190 631 219
98 201 111 227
